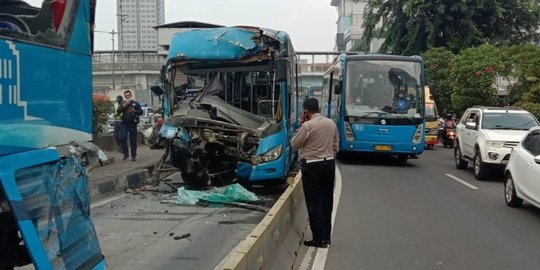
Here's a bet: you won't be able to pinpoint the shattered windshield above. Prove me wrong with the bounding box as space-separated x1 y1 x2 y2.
176 70 283 128
0 0 78 47
345 60 423 119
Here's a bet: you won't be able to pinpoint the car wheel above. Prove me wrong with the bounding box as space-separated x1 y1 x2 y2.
473 150 489 180
454 144 468 169
505 174 523 207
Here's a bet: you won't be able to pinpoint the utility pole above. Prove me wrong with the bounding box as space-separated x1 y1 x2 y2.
95 29 117 90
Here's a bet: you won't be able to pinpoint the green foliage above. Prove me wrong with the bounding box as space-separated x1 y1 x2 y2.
502 44 540 106
451 44 504 113
357 0 540 55
92 94 113 139
424 48 455 114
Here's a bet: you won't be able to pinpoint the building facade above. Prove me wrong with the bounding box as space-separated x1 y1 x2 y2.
117 0 165 51
331 0 383 52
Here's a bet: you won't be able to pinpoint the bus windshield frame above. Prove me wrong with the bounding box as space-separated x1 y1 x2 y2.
345 60 424 120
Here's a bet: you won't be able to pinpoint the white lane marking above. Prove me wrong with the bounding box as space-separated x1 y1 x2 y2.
91 194 129 209
311 166 343 270
445 173 479 190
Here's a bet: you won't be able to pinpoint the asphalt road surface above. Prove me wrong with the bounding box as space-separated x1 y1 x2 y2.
324 146 540 270
91 175 284 270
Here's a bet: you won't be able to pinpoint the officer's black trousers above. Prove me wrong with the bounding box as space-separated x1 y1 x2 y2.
301 159 335 242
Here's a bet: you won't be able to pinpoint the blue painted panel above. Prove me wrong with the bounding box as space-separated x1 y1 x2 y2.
168 27 286 61
0 40 92 155
351 124 417 143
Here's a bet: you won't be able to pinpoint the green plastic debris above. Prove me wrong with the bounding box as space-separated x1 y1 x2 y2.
164 184 259 205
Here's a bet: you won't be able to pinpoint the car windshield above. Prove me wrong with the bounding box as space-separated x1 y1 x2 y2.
345 60 423 119
482 113 539 130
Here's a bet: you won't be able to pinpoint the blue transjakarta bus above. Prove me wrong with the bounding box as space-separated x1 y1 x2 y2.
0 1 106 269
322 54 426 162
151 26 303 186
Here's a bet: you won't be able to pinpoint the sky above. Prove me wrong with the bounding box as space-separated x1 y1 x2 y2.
26 0 338 51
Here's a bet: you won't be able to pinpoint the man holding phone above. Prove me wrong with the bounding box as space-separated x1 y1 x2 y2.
292 98 339 248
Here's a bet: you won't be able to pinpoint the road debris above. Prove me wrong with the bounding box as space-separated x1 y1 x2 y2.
223 202 268 213
173 233 192 241
163 184 258 206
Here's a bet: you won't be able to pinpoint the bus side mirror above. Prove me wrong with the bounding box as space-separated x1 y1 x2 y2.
151 85 164 96
334 82 342 95
275 58 288 82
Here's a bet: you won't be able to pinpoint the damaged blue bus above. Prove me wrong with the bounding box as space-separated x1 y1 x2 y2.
0 1 105 269
150 26 302 186
324 54 426 162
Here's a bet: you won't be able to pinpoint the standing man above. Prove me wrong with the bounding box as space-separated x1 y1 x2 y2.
292 98 339 248
117 90 143 161
113 95 124 153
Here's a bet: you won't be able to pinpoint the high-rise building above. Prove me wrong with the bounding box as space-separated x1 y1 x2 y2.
331 0 383 52
117 0 165 51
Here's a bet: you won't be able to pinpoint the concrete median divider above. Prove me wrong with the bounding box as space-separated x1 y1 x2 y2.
215 172 308 270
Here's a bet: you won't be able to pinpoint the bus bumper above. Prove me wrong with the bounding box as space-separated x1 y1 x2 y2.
341 141 424 154
236 155 287 182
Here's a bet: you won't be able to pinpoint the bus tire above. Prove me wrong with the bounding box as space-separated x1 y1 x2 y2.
397 154 408 163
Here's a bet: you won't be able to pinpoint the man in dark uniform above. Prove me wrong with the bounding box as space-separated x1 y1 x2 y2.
116 90 143 161
292 98 339 248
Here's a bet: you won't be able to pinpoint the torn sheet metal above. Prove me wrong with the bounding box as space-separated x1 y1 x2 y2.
0 148 104 269
164 184 259 205
168 27 266 61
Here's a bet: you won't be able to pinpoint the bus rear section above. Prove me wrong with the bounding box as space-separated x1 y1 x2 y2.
327 55 425 161
1 1 105 269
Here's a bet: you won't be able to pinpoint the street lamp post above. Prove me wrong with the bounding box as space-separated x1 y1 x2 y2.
95 29 117 90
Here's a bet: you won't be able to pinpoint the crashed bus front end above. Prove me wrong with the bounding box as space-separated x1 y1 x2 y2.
151 26 298 186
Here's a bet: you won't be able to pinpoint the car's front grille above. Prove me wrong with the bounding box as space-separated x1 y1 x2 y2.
504 141 519 148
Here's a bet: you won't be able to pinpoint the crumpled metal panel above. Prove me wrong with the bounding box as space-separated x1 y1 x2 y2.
0 149 104 270
167 27 265 61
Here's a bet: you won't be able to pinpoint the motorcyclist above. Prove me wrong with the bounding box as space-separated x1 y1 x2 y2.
440 113 456 141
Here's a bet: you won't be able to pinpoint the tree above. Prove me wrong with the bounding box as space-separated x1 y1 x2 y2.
502 44 540 118
424 48 455 114
451 45 504 113
357 0 540 55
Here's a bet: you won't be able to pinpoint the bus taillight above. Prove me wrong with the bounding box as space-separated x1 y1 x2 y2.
51 0 67 31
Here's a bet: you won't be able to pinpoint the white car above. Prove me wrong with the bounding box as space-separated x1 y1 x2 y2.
454 106 539 180
504 127 540 208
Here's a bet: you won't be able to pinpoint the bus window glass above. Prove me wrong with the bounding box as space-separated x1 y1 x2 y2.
345 60 423 119
0 0 77 47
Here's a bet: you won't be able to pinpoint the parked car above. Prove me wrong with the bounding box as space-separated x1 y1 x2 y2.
454 106 539 180
504 127 540 208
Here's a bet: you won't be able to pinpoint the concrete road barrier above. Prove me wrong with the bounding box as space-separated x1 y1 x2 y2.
215 172 307 270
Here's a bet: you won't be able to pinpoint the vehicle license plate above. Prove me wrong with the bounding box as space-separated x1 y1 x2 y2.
375 145 392 151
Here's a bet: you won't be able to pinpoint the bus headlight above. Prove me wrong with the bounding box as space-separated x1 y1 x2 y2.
344 122 355 141
412 124 424 144
252 145 283 165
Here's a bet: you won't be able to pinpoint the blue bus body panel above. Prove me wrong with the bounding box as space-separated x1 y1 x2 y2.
340 124 424 153
0 149 105 269
0 0 93 156
168 27 284 61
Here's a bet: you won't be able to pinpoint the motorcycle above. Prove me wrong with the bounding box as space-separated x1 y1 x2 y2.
440 122 456 148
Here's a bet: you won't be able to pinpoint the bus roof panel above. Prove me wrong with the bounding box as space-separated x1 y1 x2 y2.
167 26 286 62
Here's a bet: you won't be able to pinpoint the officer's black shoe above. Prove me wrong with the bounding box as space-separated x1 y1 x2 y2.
303 240 328 248
322 240 331 245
